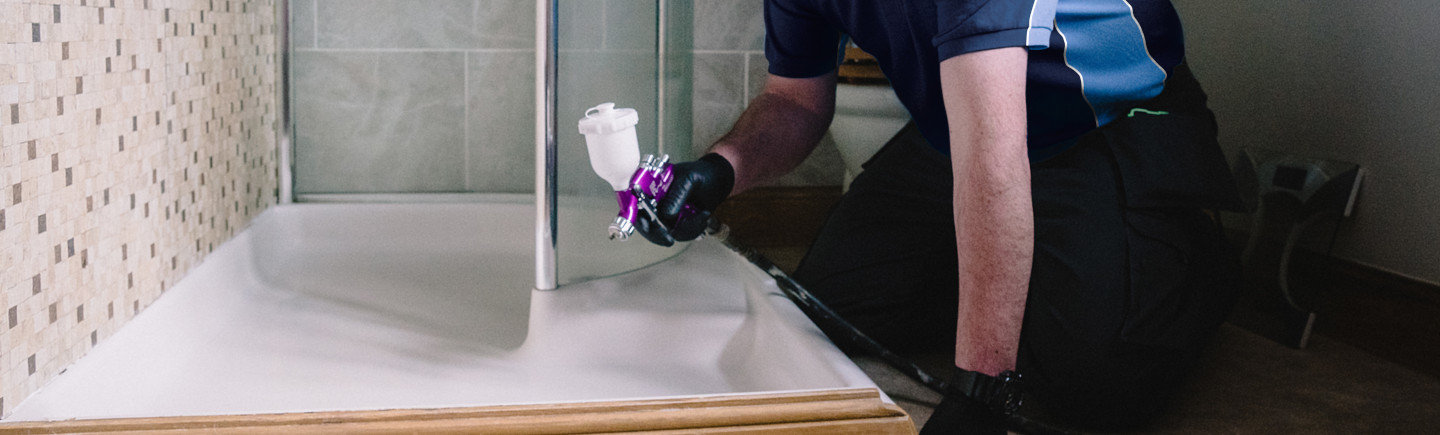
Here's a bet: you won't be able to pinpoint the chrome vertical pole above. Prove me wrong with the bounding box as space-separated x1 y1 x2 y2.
277 0 294 204
535 0 559 290
656 0 666 157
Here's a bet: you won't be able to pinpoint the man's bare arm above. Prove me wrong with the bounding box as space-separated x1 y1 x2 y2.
941 47 1034 376
708 72 837 196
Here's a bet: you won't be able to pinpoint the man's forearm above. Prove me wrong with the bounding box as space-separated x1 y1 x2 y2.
708 73 836 195
941 48 1033 376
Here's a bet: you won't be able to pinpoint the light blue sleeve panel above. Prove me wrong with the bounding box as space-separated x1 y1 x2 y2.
932 0 1058 61
1055 0 1168 127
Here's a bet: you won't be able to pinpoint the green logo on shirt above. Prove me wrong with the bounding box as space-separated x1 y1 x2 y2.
1127 108 1170 118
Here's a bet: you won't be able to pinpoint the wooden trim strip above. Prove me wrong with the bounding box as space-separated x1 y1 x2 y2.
0 388 915 434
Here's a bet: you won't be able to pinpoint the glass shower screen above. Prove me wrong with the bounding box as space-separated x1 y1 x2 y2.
288 0 691 287
549 0 694 286
289 0 539 196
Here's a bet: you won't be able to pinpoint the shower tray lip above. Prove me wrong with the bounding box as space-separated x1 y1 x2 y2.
0 387 912 434
3 202 904 431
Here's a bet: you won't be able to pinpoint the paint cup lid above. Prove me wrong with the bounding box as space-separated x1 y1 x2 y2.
578 102 639 136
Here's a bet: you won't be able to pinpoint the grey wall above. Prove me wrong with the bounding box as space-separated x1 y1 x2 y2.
1174 1 1440 285
554 0 665 197
289 0 841 195
291 0 536 194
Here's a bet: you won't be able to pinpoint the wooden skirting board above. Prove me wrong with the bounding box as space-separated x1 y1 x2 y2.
0 388 916 434
1306 256 1440 378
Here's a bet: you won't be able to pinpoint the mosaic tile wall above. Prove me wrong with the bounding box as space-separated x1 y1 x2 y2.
0 0 280 417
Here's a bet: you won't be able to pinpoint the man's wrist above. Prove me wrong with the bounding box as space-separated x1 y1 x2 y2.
696 153 735 203
948 367 1024 416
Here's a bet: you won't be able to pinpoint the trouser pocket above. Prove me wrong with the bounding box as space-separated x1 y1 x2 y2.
1098 62 1246 212
1120 207 1241 349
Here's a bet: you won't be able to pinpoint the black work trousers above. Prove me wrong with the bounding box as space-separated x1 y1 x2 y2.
792 66 1243 431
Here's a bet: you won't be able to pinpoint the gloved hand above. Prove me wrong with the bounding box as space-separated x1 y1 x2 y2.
919 367 1019 435
634 153 734 247
920 389 1007 435
632 212 676 247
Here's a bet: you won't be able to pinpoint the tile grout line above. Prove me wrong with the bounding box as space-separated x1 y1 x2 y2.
693 49 765 55
291 48 536 53
600 0 609 50
741 53 750 110
464 51 471 191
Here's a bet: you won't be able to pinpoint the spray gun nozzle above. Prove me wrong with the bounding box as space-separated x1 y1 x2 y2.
608 216 634 241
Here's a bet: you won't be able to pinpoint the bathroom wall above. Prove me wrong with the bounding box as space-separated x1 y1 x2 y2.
290 0 840 194
0 0 281 418
554 0 672 197
289 0 537 194
1174 0 1440 285
289 0 674 195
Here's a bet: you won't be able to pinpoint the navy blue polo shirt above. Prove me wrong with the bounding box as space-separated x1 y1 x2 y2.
765 0 1187 160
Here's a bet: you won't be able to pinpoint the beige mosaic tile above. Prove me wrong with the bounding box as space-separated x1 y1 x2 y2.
0 0 280 418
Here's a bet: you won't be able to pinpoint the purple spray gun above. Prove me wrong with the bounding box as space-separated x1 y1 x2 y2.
578 102 696 241
610 154 699 240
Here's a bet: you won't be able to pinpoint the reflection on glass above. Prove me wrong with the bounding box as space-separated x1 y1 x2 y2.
556 0 693 284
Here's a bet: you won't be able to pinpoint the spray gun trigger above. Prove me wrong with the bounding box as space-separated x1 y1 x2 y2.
634 188 669 233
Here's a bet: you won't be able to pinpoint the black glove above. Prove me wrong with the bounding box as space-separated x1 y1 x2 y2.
636 153 734 246
633 211 676 247
921 390 1007 435
920 368 1022 435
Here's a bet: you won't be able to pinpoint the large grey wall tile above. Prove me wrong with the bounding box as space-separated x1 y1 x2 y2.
659 0 696 158
664 0 696 54
693 52 744 106
690 52 743 155
473 0 536 49
694 52 748 106
557 51 659 196
774 134 844 186
662 52 694 159
694 0 764 51
690 102 742 157
290 0 316 49
293 51 467 193
316 0 532 49
317 0 473 49
605 0 658 50
467 52 536 193
559 0 659 51
559 0 604 50
746 52 768 101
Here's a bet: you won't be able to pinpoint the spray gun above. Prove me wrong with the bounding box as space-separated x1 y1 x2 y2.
578 102 696 241
579 107 946 406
